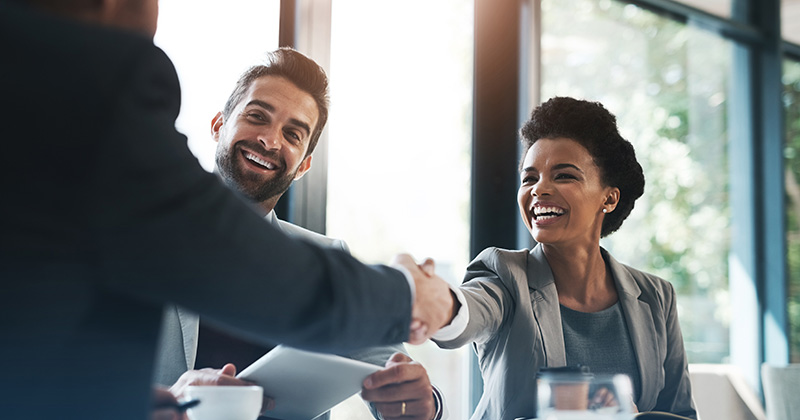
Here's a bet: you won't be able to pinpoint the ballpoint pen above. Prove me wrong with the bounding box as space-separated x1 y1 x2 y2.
153 398 201 412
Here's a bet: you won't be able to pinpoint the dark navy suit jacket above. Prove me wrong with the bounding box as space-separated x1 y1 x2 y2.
0 3 411 419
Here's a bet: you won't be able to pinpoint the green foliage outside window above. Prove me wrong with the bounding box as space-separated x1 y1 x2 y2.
784 60 800 363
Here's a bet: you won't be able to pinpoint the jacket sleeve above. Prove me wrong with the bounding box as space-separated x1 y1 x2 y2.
90 44 412 353
654 281 697 419
434 248 514 349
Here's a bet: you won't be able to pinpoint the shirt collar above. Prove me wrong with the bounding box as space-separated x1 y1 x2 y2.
264 209 278 226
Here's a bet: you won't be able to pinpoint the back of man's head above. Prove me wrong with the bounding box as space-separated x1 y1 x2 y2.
223 48 330 157
14 0 158 38
13 0 94 15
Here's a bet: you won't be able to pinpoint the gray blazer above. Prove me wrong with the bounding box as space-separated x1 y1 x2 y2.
154 212 404 419
435 245 696 420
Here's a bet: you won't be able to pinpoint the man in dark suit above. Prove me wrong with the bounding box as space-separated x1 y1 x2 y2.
0 1 456 420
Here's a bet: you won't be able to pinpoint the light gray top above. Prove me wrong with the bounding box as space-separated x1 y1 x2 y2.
560 302 641 400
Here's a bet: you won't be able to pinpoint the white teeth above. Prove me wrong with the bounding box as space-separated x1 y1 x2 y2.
245 153 276 169
533 206 565 216
537 214 560 221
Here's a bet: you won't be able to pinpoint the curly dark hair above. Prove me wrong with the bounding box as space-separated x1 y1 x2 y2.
519 97 644 237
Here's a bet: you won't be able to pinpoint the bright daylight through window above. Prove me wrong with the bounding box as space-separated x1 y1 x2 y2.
325 0 474 418
154 0 280 171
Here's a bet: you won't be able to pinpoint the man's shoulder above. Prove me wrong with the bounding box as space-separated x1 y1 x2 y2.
276 219 349 253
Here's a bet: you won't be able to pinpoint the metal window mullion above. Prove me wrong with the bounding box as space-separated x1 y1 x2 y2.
729 0 789 392
748 0 790 369
623 0 762 44
785 41 800 61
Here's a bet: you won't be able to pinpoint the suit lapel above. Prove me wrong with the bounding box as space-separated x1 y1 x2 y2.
603 249 660 409
527 245 566 367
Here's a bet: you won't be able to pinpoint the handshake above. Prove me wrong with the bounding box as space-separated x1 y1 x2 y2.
391 254 461 345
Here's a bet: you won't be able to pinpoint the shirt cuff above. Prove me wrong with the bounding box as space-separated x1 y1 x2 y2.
431 285 468 341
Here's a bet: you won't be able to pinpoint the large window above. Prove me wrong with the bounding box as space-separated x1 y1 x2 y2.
154 0 280 170
784 59 800 363
540 0 732 363
325 0 474 418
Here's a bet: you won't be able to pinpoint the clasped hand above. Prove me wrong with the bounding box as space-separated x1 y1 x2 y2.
391 254 456 345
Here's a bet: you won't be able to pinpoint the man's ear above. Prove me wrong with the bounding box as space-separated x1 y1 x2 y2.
211 111 224 143
293 155 313 181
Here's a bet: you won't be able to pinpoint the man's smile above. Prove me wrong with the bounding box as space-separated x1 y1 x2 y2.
239 148 282 172
244 151 277 170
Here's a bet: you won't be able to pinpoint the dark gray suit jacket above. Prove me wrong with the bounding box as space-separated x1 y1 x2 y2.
0 3 411 420
435 245 696 420
154 212 405 420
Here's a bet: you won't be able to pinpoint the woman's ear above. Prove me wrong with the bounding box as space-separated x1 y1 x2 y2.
604 187 620 213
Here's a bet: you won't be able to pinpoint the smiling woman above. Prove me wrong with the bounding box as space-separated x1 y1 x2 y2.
433 97 696 420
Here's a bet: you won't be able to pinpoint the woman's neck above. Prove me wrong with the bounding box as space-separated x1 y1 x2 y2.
542 243 617 312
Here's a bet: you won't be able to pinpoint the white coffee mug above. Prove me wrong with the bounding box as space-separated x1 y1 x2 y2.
183 385 263 420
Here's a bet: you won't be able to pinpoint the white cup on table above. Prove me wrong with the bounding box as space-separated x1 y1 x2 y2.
183 385 263 420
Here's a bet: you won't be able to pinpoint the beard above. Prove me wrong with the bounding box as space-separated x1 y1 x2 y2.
215 141 299 203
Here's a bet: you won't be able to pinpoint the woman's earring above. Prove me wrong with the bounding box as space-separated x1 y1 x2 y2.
602 208 608 213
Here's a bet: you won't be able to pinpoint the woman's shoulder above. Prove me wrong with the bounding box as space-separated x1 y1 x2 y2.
472 247 531 270
465 247 534 285
605 251 677 302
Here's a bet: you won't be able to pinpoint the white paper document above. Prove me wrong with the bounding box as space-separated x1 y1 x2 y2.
237 345 382 420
